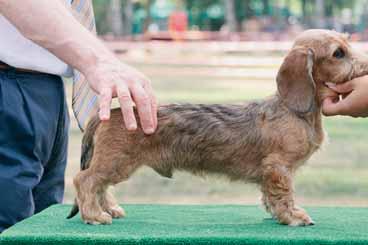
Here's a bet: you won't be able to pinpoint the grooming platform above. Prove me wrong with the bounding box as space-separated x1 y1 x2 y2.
1 204 367 244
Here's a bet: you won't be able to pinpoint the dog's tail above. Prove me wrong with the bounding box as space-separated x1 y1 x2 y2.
67 115 100 219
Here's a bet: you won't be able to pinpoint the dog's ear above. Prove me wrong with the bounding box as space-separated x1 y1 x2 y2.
276 47 316 114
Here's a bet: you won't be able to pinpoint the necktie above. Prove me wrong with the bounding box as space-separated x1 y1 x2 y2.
70 0 99 131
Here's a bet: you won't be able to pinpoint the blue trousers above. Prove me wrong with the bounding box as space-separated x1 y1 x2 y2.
0 69 69 232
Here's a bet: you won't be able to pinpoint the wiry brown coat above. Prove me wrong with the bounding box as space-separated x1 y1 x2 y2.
68 30 368 226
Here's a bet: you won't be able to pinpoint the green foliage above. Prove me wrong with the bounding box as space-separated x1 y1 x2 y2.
92 0 367 34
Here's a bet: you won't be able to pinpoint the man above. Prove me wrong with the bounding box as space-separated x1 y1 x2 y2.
0 0 157 232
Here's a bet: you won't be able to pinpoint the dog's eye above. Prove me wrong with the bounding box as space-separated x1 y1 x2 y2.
333 48 345 59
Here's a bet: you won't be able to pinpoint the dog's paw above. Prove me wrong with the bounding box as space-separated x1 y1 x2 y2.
84 211 112 225
106 205 126 219
286 209 315 227
276 207 314 226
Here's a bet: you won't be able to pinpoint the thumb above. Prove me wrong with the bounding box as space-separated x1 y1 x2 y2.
322 97 349 116
326 81 354 94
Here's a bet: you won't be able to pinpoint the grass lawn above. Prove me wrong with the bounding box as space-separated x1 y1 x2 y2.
63 47 368 207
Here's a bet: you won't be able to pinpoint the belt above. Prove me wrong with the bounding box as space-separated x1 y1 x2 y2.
0 61 44 74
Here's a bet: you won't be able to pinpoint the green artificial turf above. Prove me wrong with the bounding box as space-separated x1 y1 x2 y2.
1 204 367 244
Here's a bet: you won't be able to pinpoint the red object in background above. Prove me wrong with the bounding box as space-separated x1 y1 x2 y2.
169 11 188 32
168 11 188 41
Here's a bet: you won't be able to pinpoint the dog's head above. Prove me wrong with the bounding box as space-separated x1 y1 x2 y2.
276 29 368 114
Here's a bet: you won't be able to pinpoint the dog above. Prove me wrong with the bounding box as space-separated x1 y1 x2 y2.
67 29 368 226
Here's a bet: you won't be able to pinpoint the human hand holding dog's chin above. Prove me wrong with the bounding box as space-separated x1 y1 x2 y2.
84 57 158 134
322 75 368 117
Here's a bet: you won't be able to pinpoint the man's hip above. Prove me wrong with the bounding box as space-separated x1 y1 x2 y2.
0 68 70 232
0 61 45 74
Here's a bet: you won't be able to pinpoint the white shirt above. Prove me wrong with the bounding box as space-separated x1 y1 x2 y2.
0 0 73 77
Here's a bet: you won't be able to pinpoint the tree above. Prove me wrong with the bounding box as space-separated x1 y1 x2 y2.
262 0 270 15
143 0 153 32
109 0 124 35
224 0 237 32
301 0 308 22
315 0 325 28
123 0 133 35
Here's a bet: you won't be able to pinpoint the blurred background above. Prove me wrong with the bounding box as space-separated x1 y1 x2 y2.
64 0 368 207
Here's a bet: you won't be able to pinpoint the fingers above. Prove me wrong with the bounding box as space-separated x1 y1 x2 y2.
99 81 156 134
325 81 354 94
99 87 112 120
117 84 137 131
93 62 157 133
319 85 339 101
142 80 158 130
323 80 358 116
130 84 155 134
322 96 350 116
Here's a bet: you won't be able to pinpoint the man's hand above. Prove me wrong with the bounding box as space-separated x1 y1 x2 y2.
322 75 368 117
0 0 158 134
85 57 157 134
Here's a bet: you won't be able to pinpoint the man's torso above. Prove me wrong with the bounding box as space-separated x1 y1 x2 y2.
0 0 73 77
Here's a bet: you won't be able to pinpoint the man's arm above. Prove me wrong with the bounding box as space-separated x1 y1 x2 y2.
0 0 157 134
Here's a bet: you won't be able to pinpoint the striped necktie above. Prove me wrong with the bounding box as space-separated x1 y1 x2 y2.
70 0 99 131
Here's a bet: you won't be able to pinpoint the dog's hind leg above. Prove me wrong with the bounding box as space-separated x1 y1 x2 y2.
74 168 112 225
261 191 275 219
99 187 125 219
87 152 141 223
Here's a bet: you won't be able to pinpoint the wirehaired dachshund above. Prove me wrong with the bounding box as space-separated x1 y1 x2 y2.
68 29 368 226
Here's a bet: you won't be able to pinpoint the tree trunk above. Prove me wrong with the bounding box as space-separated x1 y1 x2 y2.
315 0 325 28
244 0 253 18
262 0 270 15
224 0 237 32
123 0 133 35
301 0 307 23
143 0 152 33
108 0 123 36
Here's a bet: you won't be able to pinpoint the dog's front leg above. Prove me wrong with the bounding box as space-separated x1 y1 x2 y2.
261 160 314 226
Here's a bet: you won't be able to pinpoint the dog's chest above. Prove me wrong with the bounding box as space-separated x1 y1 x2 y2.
295 125 325 169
